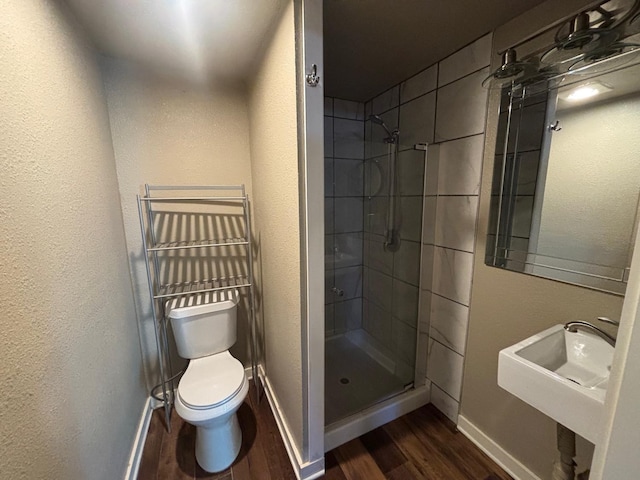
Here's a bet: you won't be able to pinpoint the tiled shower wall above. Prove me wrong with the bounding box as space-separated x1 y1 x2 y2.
363 33 492 421
323 33 492 421
362 78 429 384
324 98 366 337
423 34 491 421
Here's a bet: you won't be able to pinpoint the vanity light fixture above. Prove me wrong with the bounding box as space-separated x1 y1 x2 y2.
483 1 640 89
568 86 600 100
561 81 613 101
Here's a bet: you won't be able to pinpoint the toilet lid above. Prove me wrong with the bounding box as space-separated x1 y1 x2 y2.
178 352 246 410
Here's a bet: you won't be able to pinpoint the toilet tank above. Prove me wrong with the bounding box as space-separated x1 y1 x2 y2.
167 289 239 359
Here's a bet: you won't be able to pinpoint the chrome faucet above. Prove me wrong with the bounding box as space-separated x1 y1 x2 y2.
564 317 619 347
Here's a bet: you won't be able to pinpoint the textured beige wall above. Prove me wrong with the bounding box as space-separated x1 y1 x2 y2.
248 0 304 453
461 0 625 477
0 1 146 478
101 59 255 387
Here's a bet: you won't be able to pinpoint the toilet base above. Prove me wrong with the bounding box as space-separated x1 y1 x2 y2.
195 411 243 473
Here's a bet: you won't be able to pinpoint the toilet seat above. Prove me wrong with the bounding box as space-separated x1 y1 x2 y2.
178 351 246 410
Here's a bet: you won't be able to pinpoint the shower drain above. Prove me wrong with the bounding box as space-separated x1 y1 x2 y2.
339 377 350 385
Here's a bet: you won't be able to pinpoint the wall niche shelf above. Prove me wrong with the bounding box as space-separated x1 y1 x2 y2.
137 185 258 431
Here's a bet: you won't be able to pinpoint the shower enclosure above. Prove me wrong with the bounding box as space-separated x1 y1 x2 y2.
324 96 428 435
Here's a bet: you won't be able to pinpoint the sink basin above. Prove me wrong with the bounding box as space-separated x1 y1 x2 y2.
498 324 614 443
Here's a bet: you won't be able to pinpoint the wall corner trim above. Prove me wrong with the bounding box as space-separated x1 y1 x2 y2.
457 415 541 480
123 396 154 480
259 366 325 480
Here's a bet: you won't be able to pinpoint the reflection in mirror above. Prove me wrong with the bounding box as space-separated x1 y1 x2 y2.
486 60 640 295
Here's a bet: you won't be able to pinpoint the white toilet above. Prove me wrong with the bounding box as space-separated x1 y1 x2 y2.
167 289 249 473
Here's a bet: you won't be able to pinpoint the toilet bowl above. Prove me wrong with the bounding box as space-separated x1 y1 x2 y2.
174 351 249 472
167 289 248 473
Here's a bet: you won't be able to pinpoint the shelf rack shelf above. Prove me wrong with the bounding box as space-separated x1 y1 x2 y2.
137 184 258 431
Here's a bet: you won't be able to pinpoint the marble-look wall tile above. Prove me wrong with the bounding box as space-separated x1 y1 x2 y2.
325 303 335 336
392 279 419 327
393 317 417 365
427 339 464 401
334 232 363 268
325 198 334 235
419 290 431 333
397 149 426 196
366 233 394 276
334 158 364 197
430 294 469 355
438 33 492 87
334 265 363 300
435 195 479 253
437 135 484 195
334 197 363 233
334 118 364 159
424 144 440 196
432 246 474 306
420 244 434 292
399 196 423 242
393 240 421 286
365 154 389 197
365 196 388 237
430 383 460 423
325 234 334 266
401 65 437 103
335 298 363 333
422 196 436 245
435 67 489 142
399 91 436 148
416 291 431 381
324 97 333 116
362 266 370 300
334 98 365 120
368 268 393 312
325 269 335 304
324 116 334 157
364 300 393 350
372 85 400 115
324 158 334 197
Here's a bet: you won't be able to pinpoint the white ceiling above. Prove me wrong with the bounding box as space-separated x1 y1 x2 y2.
63 0 548 97
64 0 287 85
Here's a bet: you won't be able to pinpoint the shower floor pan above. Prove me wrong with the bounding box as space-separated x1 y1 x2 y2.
325 335 407 425
324 334 430 450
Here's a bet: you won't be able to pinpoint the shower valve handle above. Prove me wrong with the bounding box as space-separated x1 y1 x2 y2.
332 287 344 297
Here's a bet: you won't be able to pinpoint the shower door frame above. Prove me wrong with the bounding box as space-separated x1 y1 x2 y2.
295 0 326 477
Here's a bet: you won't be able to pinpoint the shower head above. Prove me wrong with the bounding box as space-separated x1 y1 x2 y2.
369 114 396 138
369 114 385 125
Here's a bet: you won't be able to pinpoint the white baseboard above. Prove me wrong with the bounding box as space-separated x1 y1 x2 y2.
258 366 325 480
324 384 431 452
457 415 541 480
124 396 154 480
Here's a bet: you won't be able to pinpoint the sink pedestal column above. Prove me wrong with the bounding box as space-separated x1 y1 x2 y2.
552 423 575 480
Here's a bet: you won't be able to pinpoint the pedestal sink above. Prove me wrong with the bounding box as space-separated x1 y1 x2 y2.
498 324 614 443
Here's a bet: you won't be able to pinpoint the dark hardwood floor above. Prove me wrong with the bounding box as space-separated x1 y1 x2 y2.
138 383 512 480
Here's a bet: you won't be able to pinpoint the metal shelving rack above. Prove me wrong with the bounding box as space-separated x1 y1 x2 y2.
137 185 258 430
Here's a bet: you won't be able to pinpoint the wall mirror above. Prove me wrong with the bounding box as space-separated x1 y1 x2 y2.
485 1 640 294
